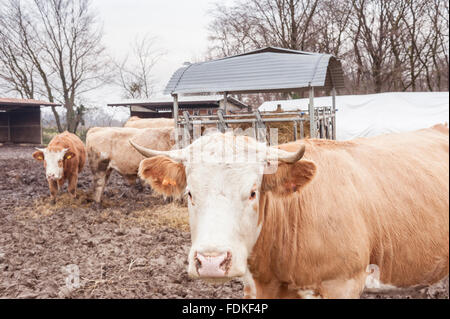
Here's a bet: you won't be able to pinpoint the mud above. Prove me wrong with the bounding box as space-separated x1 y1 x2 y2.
0 145 448 299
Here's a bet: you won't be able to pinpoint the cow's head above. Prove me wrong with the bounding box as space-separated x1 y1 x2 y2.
130 133 316 281
32 147 74 180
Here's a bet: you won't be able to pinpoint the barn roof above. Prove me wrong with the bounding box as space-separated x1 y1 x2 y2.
0 98 60 108
164 47 345 95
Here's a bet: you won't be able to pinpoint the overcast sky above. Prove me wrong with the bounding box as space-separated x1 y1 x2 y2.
92 0 233 104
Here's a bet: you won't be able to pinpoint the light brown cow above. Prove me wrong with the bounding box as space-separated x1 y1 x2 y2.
86 126 175 206
124 116 174 129
32 131 86 204
131 125 449 298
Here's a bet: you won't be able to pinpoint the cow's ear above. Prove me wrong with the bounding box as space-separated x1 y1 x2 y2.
261 160 317 194
138 156 186 197
32 150 45 161
64 151 75 160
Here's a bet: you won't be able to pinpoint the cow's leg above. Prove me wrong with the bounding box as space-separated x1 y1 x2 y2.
252 278 300 299
92 170 109 207
318 271 368 299
48 179 58 204
243 270 257 299
57 178 65 193
67 173 78 199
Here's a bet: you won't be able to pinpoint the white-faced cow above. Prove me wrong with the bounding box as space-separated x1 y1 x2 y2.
130 124 449 299
32 131 86 204
86 126 175 206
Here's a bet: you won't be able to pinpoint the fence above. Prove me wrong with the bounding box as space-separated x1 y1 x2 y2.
177 106 336 147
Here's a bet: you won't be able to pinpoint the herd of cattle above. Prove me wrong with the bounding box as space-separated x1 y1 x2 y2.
31 117 449 299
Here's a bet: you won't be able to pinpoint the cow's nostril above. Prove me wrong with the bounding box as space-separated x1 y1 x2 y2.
194 251 232 276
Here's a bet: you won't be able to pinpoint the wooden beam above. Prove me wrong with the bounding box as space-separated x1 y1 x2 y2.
309 86 315 138
331 87 336 140
173 94 179 147
223 92 228 114
182 111 192 147
217 109 228 133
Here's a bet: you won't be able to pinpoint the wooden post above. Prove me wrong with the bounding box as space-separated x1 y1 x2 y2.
223 92 228 114
182 111 192 147
309 86 315 138
299 120 304 139
173 94 179 146
217 109 228 133
39 107 43 145
331 87 336 140
293 121 298 140
7 112 11 143
255 110 266 142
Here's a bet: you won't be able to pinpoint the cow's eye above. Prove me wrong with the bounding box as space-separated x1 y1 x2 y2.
187 191 192 199
249 191 257 200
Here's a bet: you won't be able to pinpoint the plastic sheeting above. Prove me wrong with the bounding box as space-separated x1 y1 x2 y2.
258 92 449 140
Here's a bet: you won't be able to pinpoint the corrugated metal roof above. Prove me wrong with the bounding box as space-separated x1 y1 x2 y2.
164 47 345 95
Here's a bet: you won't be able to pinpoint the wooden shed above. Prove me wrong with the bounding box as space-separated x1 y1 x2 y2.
0 98 60 145
108 95 250 119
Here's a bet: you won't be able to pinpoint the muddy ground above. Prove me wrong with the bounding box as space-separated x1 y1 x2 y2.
0 145 448 299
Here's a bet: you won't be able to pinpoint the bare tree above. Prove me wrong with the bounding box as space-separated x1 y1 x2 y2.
208 0 320 58
115 35 164 99
0 0 110 133
208 0 449 94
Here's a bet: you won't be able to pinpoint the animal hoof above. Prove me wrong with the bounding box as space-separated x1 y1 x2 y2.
50 199 56 205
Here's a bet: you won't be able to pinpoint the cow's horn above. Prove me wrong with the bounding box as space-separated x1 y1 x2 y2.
129 139 186 162
267 144 305 163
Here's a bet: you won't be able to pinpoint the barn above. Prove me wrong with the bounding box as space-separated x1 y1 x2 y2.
0 98 60 145
108 95 250 119
164 46 345 140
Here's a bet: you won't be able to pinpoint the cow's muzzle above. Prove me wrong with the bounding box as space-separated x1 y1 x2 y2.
194 251 232 278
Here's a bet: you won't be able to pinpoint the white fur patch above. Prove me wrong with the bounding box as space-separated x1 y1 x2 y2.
41 148 67 180
297 289 322 299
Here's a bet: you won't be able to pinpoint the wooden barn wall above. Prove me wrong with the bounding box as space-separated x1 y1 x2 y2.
0 108 42 144
130 111 173 119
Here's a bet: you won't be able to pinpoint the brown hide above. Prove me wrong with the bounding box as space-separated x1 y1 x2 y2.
32 131 86 199
34 131 86 177
249 126 449 296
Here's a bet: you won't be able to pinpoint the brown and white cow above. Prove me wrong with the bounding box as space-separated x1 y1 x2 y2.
124 116 174 129
32 131 86 204
130 125 449 298
86 126 175 206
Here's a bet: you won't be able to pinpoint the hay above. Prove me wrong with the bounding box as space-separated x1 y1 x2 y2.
16 190 92 218
117 202 189 232
15 190 189 232
230 113 311 144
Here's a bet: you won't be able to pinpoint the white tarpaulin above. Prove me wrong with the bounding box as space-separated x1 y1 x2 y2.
258 92 449 140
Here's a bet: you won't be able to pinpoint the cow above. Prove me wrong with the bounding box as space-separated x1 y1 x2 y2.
130 125 449 299
86 126 175 206
32 131 86 204
124 116 174 129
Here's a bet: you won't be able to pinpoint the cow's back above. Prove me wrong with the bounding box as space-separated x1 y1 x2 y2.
124 117 174 129
86 127 175 176
260 127 449 289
